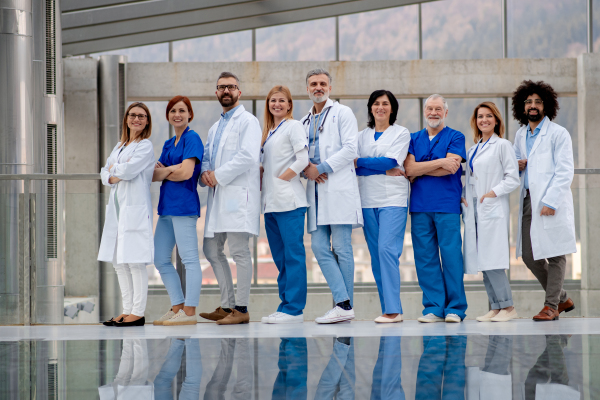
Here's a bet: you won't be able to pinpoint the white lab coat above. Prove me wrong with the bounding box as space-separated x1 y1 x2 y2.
356 124 410 208
201 105 261 238
300 99 363 233
462 135 520 273
261 119 309 213
513 119 577 260
98 139 155 265
466 367 512 400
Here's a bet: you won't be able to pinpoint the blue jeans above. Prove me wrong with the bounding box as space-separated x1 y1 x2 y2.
272 338 308 400
315 338 355 400
154 339 202 400
363 207 408 315
154 215 202 307
371 336 405 400
265 207 307 316
411 212 467 319
416 336 466 400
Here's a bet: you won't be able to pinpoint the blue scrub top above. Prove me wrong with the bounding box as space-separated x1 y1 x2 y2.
408 126 466 214
157 126 204 216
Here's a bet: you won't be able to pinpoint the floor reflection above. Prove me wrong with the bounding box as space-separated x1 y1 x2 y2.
0 334 594 399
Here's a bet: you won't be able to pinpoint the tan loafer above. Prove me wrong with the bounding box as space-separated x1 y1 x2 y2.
216 309 250 325
476 310 497 322
491 308 518 322
199 307 231 322
374 314 403 323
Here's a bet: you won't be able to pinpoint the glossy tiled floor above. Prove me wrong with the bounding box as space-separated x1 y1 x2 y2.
1 320 598 399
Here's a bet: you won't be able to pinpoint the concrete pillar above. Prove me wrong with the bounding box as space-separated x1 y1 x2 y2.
63 58 99 300
577 53 600 316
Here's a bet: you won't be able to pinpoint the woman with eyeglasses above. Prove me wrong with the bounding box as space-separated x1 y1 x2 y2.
98 102 156 327
152 95 205 326
260 86 309 324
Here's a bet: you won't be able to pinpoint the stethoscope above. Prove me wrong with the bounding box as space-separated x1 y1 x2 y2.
261 119 287 156
302 106 332 136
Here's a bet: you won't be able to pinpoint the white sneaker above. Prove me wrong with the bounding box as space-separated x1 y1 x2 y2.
315 306 355 324
445 313 462 323
162 309 197 326
261 312 283 324
153 309 176 326
417 313 445 323
268 313 304 324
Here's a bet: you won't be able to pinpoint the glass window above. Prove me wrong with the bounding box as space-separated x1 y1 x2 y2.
173 31 252 62
256 19 336 61
340 98 420 133
422 0 502 60
91 43 169 62
594 0 600 51
339 5 418 61
507 0 587 58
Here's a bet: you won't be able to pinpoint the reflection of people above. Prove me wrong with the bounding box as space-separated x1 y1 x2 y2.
466 336 513 400
204 338 253 400
98 102 155 327
356 90 410 324
199 72 262 325
405 94 468 324
300 68 362 324
371 336 405 400
152 96 204 326
154 338 202 400
462 102 520 323
272 338 308 400
512 80 577 321
260 86 309 324
524 335 579 400
315 337 355 400
415 335 466 400
98 339 153 399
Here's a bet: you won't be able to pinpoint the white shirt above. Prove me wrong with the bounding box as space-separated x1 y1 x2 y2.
261 119 309 213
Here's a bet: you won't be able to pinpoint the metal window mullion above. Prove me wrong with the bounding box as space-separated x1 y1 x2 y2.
588 0 594 53
502 0 508 58
418 3 423 60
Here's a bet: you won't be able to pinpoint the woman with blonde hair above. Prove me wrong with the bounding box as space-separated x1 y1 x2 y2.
260 85 310 324
462 101 520 322
98 102 156 327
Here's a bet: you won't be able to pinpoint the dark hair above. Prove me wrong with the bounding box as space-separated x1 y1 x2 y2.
217 71 240 86
166 95 194 122
511 80 559 126
367 90 398 129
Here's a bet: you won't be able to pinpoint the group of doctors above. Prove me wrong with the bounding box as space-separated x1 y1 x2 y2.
98 68 577 327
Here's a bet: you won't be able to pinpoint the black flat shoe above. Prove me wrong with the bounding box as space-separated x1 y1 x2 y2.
102 317 124 326
114 317 145 327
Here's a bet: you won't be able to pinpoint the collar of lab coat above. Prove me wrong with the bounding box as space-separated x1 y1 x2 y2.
527 116 550 157
310 98 334 116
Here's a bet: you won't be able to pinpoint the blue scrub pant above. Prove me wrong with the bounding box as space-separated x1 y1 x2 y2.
363 207 408 315
154 339 202 400
371 336 405 400
154 215 202 307
264 207 308 316
411 212 467 319
272 338 308 400
415 336 467 400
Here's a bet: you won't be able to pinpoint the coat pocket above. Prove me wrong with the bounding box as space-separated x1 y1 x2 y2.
542 205 569 229
219 185 248 229
479 197 502 220
120 205 152 261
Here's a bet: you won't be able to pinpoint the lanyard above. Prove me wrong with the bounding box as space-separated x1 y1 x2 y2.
303 106 332 146
469 138 490 173
424 138 440 161
261 119 287 155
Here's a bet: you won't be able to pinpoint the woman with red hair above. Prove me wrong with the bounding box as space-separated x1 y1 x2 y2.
152 96 205 326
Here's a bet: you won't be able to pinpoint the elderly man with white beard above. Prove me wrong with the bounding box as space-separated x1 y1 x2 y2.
403 94 468 323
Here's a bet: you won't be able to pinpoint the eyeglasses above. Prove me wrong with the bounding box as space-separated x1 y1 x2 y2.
128 113 147 120
524 99 543 105
216 84 239 92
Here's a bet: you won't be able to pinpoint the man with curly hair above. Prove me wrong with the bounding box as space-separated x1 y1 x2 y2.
511 80 577 321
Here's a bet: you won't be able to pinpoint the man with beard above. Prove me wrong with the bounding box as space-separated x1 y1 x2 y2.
300 68 363 324
199 72 261 325
404 94 468 323
512 80 576 321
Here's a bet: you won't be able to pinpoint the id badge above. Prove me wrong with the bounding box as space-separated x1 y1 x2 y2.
260 151 265 163
309 146 316 158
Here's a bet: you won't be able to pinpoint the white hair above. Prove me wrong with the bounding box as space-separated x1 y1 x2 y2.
306 68 332 86
424 94 448 111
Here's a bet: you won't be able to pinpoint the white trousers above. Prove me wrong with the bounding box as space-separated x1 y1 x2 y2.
114 263 148 316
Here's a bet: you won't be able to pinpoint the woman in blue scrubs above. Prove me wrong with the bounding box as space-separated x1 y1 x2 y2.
355 90 411 323
260 86 309 324
152 96 204 326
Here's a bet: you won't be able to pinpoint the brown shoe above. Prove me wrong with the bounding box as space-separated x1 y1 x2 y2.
558 298 575 314
199 307 231 322
216 309 250 325
533 306 559 321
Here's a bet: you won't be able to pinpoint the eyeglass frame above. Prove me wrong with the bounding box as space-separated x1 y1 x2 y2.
216 84 239 92
127 113 148 120
524 99 543 105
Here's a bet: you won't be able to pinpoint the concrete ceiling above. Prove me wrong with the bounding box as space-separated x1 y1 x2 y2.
61 0 432 55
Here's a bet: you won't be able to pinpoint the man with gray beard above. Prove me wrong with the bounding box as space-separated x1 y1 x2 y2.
404 94 468 323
